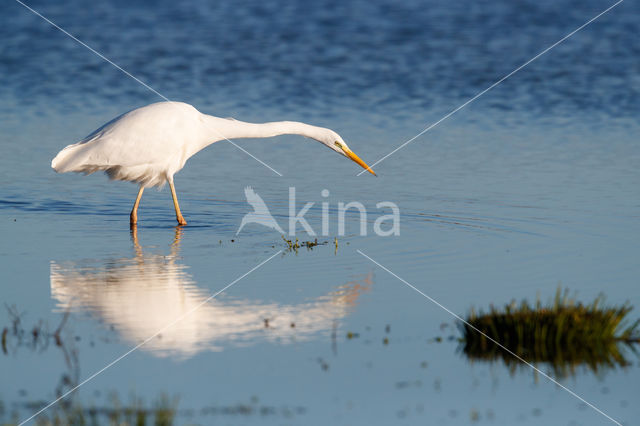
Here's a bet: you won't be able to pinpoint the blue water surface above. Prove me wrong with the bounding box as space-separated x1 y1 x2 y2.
1 0 639 424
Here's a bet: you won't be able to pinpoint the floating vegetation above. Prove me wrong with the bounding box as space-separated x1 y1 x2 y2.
281 235 329 252
1 394 308 425
0 307 178 426
2 306 305 425
21 393 179 426
316 357 330 371
460 288 640 377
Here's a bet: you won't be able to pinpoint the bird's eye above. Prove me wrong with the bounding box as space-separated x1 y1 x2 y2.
334 141 343 149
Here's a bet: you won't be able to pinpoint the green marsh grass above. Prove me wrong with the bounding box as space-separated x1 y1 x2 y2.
461 288 640 377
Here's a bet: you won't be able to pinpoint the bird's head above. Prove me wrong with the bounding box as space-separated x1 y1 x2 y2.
321 129 376 176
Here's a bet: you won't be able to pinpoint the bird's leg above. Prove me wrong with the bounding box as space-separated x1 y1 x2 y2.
130 186 145 227
168 179 187 226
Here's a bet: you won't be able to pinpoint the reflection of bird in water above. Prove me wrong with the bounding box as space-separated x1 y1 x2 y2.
236 186 284 235
50 102 376 226
50 228 372 358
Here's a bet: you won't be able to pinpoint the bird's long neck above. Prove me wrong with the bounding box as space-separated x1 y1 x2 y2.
200 114 324 144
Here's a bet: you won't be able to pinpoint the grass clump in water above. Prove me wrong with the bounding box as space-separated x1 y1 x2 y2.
460 287 640 377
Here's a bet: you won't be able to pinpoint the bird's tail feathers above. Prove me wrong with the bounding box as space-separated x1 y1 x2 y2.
51 141 166 187
51 142 88 173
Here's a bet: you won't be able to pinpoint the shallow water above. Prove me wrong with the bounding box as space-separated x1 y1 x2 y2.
1 0 639 424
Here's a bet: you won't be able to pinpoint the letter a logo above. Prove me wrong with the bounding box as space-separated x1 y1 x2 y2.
236 187 284 235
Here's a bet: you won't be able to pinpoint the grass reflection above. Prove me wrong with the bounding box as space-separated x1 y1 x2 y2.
27 393 178 426
1 307 178 426
461 288 640 377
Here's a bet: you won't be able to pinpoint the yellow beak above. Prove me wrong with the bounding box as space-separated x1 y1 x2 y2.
344 148 376 176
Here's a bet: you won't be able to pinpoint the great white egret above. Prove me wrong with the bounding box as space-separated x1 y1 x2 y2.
51 102 376 226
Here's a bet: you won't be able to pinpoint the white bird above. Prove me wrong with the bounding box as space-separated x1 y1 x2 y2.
236 186 284 235
51 102 376 226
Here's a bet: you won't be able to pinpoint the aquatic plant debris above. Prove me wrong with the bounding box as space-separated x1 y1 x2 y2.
281 235 329 252
461 287 640 377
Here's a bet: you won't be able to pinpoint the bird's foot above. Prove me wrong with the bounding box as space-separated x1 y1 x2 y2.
177 216 187 226
130 213 138 227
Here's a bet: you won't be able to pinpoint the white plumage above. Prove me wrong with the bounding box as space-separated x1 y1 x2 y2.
52 101 375 226
53 102 213 187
